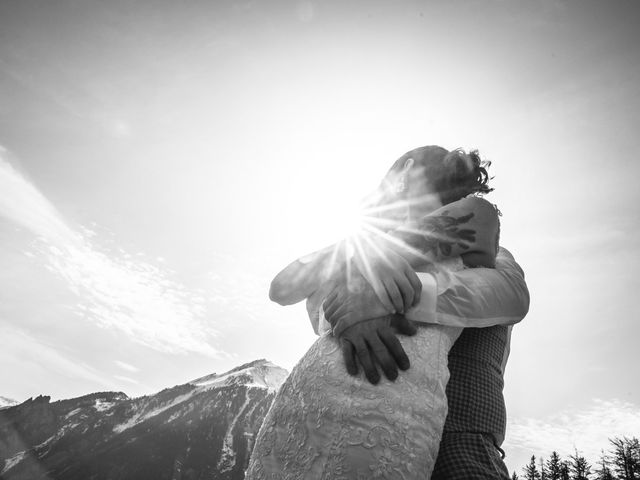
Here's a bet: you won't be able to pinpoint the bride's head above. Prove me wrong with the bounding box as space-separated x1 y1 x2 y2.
363 145 493 224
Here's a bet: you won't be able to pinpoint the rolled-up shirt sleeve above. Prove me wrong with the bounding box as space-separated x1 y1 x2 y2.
405 247 530 328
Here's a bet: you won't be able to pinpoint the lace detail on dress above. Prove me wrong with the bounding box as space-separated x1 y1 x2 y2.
245 324 461 479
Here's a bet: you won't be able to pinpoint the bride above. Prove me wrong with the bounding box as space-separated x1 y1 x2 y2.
245 145 500 479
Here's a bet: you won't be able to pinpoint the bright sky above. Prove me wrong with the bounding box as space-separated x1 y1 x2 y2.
1 0 639 473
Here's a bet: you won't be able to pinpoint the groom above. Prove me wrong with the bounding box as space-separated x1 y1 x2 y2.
323 246 529 479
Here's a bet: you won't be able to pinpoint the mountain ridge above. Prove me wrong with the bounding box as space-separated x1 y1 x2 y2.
0 359 288 480
0 397 18 411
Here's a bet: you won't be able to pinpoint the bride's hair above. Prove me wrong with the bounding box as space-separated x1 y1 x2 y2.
362 145 493 220
433 148 493 205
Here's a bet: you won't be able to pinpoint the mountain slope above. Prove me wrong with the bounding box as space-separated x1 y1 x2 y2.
0 359 288 480
0 398 18 411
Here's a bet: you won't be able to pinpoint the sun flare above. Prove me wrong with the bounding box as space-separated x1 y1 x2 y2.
332 202 367 239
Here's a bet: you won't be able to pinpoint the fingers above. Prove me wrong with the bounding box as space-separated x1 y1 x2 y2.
391 315 418 336
383 279 403 313
405 268 422 307
353 338 380 385
366 335 398 381
378 326 411 371
340 338 358 376
369 277 395 312
327 307 358 335
392 274 414 313
322 290 340 321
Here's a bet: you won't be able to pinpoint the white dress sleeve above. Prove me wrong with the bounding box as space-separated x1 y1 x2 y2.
305 287 334 335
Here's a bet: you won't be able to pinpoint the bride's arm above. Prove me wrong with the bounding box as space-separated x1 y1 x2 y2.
269 196 497 310
351 196 500 312
269 243 346 306
378 200 528 328
270 241 422 314
382 196 500 269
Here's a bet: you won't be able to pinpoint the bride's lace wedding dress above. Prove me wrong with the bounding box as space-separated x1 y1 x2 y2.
245 271 462 479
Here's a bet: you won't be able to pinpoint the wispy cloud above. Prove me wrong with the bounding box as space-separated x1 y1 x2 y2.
113 375 139 385
38 238 218 356
0 325 117 391
0 147 219 357
205 256 272 324
114 360 140 373
505 398 640 463
0 146 77 244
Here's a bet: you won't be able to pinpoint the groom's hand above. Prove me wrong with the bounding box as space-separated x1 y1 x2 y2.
337 315 417 384
323 275 417 384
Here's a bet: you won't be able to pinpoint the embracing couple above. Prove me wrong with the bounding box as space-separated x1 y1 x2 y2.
245 145 530 479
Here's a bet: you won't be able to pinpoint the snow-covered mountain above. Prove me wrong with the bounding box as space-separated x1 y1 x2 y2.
0 359 288 480
190 359 288 391
0 397 18 410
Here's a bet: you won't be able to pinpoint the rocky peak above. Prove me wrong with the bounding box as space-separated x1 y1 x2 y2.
0 396 18 410
190 358 288 392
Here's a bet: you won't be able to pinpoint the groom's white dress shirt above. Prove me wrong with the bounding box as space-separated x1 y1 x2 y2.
407 247 529 374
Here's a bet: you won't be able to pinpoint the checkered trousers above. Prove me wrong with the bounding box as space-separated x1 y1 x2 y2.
431 433 510 480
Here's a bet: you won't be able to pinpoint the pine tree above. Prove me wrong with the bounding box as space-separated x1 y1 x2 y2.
610 436 640 480
515 438 640 480
569 450 592 480
546 451 563 480
594 450 615 480
540 457 548 480
559 460 571 480
634 438 640 477
524 455 542 480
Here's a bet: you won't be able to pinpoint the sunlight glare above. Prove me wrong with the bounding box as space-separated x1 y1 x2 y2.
332 201 366 240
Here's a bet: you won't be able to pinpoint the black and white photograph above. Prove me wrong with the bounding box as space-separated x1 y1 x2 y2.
1 0 639 479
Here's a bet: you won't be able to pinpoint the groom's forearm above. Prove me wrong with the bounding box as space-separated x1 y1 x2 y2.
405 247 529 328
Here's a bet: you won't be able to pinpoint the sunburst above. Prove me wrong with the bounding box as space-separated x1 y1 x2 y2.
320 192 436 299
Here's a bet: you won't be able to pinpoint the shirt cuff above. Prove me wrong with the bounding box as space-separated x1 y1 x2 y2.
405 272 438 325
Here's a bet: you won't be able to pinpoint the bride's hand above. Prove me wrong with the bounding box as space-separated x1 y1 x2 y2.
323 273 390 332
353 245 422 314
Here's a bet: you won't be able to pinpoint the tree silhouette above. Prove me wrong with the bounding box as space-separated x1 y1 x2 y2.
524 455 542 480
559 460 571 480
610 437 640 480
513 436 640 480
540 456 548 480
594 450 615 480
569 450 592 480
545 451 563 480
